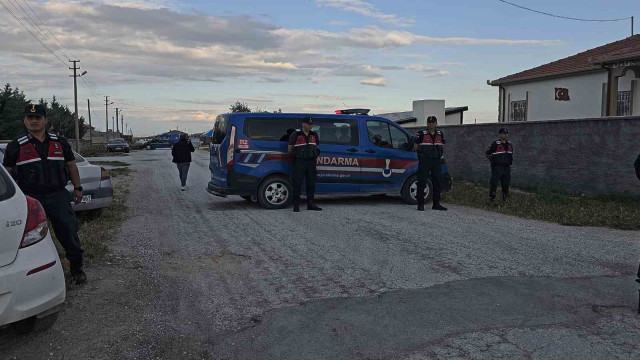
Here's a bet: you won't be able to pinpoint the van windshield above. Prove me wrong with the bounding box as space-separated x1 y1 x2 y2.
212 115 228 144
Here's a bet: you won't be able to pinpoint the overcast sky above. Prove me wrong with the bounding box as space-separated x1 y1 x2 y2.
0 0 637 136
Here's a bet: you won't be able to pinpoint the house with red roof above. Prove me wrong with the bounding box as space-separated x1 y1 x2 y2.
489 35 640 122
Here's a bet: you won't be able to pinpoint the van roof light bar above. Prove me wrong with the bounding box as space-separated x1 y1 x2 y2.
335 108 370 115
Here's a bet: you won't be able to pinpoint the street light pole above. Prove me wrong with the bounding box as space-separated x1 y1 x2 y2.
104 96 114 142
69 60 81 151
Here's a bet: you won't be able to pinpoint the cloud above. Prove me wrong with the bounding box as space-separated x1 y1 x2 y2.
311 78 328 83
360 77 387 87
327 20 351 26
316 0 414 27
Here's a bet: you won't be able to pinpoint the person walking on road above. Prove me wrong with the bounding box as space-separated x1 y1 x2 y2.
288 117 322 212
413 116 447 211
2 104 87 283
172 134 195 191
486 128 514 201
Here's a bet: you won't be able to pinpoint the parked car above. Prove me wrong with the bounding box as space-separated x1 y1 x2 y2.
0 144 113 218
66 152 113 217
142 136 172 150
0 160 65 334
106 138 130 153
207 110 452 209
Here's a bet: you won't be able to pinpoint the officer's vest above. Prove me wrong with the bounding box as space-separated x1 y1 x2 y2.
292 131 320 159
490 140 513 166
15 134 69 189
416 130 444 159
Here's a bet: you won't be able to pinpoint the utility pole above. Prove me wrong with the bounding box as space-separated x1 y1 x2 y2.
633 16 635 36
87 99 92 146
112 116 115 135
69 60 80 151
121 114 124 138
105 96 113 142
115 108 119 135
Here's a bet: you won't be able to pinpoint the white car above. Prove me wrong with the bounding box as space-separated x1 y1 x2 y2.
0 164 65 333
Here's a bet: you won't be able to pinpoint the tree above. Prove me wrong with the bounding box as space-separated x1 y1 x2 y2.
229 101 251 113
0 84 88 140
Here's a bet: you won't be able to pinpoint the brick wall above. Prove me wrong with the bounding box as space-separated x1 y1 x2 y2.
408 116 640 196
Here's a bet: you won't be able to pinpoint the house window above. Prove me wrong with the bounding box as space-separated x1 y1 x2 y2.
510 100 527 122
617 91 632 116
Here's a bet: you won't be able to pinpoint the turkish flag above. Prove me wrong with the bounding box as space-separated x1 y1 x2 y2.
555 87 570 101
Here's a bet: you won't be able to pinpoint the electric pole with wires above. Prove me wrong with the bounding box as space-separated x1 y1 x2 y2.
69 59 81 151
105 96 114 142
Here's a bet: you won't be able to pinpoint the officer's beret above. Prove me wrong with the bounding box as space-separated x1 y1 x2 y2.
24 104 46 117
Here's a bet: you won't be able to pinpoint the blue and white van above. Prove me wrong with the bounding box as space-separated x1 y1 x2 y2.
207 110 451 209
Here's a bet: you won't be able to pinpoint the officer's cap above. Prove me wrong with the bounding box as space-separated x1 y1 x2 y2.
426 116 437 123
24 104 46 118
302 116 313 125
499 128 508 134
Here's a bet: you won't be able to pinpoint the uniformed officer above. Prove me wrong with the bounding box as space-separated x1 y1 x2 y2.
2 104 87 284
485 128 514 201
288 117 322 212
413 116 447 211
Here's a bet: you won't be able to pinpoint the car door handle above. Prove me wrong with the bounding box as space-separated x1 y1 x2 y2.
346 148 358 152
365 149 376 154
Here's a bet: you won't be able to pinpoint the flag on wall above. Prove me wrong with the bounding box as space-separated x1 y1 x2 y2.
555 88 570 101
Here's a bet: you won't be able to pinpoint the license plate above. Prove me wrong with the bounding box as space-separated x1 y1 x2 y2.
115 147 122 151
81 195 92 203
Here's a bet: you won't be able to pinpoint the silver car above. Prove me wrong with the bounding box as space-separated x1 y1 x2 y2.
0 144 113 217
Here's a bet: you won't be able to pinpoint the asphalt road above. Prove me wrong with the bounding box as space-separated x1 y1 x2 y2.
2 149 640 359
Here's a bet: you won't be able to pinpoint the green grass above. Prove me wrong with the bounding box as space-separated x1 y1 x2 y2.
90 160 130 167
80 146 130 157
53 169 132 271
108 167 131 178
442 182 640 230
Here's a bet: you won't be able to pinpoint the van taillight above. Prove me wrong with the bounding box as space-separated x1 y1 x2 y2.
100 167 110 180
227 125 236 167
20 196 48 248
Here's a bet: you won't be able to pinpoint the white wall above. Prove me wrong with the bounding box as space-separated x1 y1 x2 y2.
444 113 461 125
503 71 608 121
413 100 445 127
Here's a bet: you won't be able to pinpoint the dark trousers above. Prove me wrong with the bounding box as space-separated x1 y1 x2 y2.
177 162 190 186
292 158 317 201
31 189 83 264
417 158 441 204
490 165 511 197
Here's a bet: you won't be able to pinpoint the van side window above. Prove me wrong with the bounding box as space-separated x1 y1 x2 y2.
366 120 410 150
212 115 228 144
310 118 358 146
244 118 295 141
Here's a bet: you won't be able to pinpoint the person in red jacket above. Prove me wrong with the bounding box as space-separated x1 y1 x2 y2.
485 128 513 201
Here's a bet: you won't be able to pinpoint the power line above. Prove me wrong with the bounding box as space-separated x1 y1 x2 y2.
0 0 67 66
20 0 76 60
497 0 632 22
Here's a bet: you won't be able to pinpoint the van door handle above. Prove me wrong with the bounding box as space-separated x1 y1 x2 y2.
365 149 376 154
346 148 358 152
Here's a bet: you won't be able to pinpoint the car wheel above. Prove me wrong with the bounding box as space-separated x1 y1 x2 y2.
146 145 152 150
401 174 432 205
12 312 59 334
257 176 292 209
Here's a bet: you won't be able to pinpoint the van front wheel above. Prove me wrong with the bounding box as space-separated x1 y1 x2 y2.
257 176 292 209
401 175 433 205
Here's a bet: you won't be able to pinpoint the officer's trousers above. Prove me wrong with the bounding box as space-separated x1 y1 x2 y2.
292 158 317 201
31 189 84 264
417 158 441 204
490 165 511 197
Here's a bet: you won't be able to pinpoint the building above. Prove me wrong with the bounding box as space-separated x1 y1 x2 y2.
378 100 469 127
489 35 640 122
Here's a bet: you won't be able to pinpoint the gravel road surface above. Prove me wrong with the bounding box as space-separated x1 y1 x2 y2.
2 149 639 359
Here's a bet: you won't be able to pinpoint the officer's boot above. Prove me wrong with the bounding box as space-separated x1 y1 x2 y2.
432 200 448 211
307 199 322 211
70 261 87 284
416 189 425 211
293 199 300 212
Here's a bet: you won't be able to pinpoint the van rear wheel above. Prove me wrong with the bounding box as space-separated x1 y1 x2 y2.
401 174 432 205
257 176 292 209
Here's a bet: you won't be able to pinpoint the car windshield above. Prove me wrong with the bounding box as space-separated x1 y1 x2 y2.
109 139 126 144
74 152 86 163
0 162 14 202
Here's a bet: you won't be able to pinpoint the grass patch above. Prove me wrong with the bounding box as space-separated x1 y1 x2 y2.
53 169 132 270
90 160 130 167
108 167 131 178
80 146 130 157
442 182 640 230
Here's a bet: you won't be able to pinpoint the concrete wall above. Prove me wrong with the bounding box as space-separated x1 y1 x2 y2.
445 112 462 125
503 71 608 122
409 116 640 196
413 100 445 127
